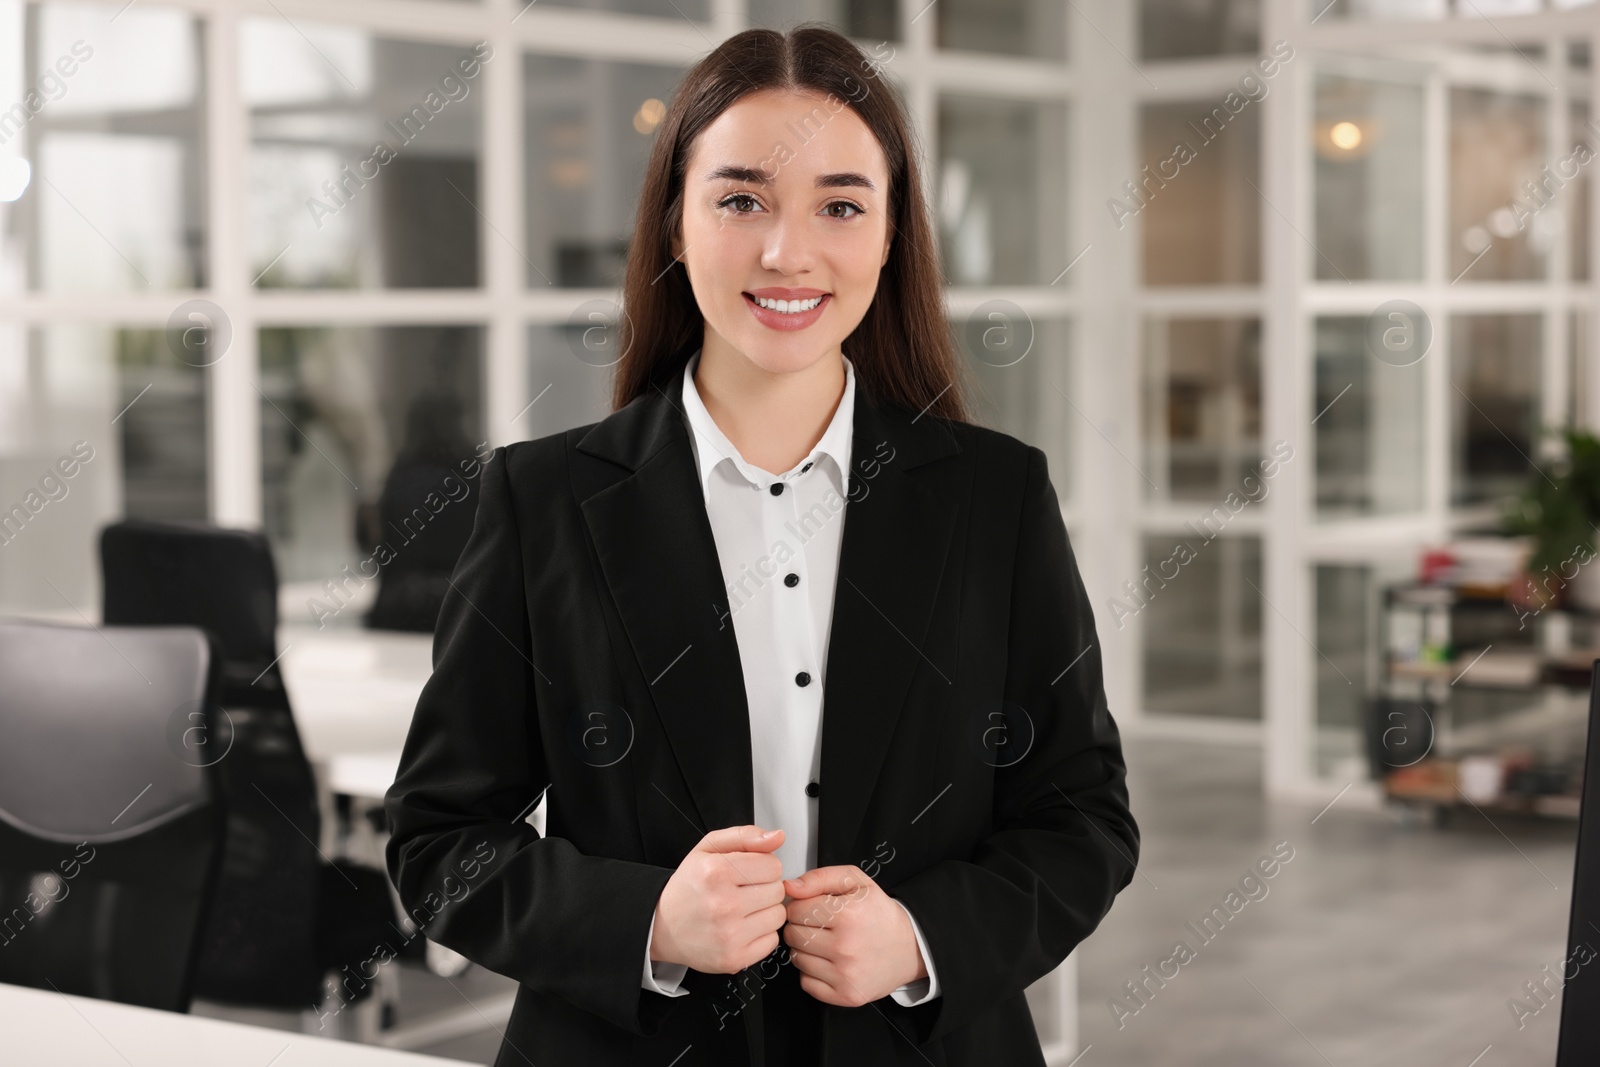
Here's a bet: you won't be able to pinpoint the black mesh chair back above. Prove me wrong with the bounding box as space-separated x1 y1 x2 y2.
100 519 283 708
100 519 325 1007
0 619 226 1012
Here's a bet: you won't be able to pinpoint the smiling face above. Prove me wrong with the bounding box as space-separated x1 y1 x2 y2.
672 87 893 377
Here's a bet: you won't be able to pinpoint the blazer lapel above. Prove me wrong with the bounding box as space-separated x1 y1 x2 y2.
576 360 962 866
578 374 755 841
816 392 960 867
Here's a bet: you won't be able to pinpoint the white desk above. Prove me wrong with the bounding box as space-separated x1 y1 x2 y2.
0 981 479 1066
276 623 433 762
327 750 406 800
274 624 430 860
275 625 534 820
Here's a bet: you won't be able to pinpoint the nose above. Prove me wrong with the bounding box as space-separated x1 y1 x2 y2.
759 206 817 277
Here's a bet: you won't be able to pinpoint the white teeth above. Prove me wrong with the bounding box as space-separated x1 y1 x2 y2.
753 295 823 313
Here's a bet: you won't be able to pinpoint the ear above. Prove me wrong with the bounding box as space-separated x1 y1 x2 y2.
670 228 691 283
880 232 892 268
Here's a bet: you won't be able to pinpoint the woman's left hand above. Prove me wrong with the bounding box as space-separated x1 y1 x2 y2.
781 867 927 1007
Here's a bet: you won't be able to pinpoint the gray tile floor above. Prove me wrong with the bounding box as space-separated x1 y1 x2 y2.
255 736 1580 1065
1075 738 1577 1067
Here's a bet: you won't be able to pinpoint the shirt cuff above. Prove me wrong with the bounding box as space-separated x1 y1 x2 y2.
889 899 941 1006
642 908 690 996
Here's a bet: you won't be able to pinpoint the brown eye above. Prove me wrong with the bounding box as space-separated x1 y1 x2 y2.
825 201 865 220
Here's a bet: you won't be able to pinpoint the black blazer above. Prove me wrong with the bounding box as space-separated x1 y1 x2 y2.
383 364 1139 1067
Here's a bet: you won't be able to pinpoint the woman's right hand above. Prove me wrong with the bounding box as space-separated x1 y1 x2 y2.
650 825 789 975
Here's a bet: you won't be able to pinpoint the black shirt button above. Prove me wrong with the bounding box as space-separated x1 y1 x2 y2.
795 671 810 687
769 482 785 496
805 781 820 798
801 462 813 472
784 572 800 587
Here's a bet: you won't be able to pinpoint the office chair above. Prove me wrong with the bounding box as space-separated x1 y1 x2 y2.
100 519 406 1013
0 619 226 1012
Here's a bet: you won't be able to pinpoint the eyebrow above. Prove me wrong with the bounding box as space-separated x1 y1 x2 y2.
703 164 877 192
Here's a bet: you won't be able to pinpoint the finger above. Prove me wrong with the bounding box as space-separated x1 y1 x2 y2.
785 945 832 981
738 880 787 917
785 866 869 899
783 920 835 956
725 853 784 886
797 972 845 1007
703 825 783 855
742 901 788 937
738 928 782 967
791 960 851 1008
787 892 852 927
753 854 786 884
791 949 875 1010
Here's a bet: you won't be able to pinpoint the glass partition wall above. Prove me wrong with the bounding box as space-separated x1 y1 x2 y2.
1291 10 1597 794
2 0 1598 802
1094 0 1599 802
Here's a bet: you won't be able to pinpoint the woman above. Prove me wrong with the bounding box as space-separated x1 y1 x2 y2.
384 23 1137 1067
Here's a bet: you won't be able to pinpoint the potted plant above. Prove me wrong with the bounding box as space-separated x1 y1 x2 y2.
1501 426 1600 612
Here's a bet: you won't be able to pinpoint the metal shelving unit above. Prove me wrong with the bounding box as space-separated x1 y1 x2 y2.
1373 579 1595 823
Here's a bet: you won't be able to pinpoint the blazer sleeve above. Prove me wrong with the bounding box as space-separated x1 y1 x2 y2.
383 446 680 1038
884 444 1139 1045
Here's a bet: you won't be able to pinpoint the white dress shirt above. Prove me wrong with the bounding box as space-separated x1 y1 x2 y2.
640 348 941 1008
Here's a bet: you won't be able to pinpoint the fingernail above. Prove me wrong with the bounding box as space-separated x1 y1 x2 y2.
762 829 779 839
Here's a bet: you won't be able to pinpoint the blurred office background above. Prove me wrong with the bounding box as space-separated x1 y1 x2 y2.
2 0 1600 1063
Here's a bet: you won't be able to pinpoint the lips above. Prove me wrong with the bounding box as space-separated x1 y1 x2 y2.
743 291 830 332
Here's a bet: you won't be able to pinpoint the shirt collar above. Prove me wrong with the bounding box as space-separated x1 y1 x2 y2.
680 348 855 503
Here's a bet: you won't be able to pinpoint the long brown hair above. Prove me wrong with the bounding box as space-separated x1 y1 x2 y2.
611 23 974 424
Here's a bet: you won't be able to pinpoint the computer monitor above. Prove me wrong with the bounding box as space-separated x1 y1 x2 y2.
1556 661 1600 1064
